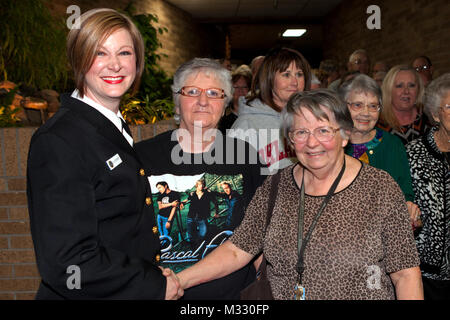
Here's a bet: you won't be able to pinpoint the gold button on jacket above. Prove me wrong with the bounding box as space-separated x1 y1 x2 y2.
139 168 145 176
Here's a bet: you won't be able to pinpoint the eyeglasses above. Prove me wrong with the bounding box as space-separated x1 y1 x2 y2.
414 65 431 73
177 86 226 99
289 126 341 143
347 102 381 113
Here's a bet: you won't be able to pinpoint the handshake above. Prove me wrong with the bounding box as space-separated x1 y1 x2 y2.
160 267 184 300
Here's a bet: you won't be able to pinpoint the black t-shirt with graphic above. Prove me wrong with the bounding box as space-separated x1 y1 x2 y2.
157 190 181 218
136 129 266 299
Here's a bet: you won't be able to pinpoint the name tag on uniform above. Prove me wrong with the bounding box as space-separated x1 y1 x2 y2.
106 154 122 170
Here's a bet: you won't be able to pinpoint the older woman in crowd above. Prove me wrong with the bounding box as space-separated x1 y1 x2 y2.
136 58 265 299
378 65 430 144
177 89 423 300
27 8 180 299
338 74 421 228
406 73 450 300
230 47 311 173
218 64 252 134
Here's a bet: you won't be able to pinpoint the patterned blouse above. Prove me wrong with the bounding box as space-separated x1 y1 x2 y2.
230 163 420 299
406 127 450 281
378 111 430 145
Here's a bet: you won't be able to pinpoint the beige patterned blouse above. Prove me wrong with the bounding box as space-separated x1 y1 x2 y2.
230 163 420 300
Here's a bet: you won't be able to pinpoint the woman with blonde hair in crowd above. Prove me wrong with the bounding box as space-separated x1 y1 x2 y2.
378 65 430 144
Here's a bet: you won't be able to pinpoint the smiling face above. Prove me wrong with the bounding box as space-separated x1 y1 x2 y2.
84 28 136 112
272 61 305 110
391 70 419 112
291 107 348 174
177 71 226 133
347 90 380 137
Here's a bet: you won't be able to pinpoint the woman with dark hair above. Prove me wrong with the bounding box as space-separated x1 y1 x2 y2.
26 8 181 299
177 90 422 300
230 47 311 174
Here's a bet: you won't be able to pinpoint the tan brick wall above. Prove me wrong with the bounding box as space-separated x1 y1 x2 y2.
0 121 176 300
323 0 450 77
133 0 222 75
45 0 220 77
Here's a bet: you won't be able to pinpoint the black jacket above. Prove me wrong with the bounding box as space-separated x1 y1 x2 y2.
27 94 165 299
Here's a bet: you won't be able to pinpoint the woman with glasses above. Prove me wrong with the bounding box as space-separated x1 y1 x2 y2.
338 74 421 230
406 73 450 300
136 58 265 299
176 90 423 300
229 47 311 174
378 65 431 145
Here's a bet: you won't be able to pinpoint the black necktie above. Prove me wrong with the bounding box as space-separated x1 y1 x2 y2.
121 118 133 138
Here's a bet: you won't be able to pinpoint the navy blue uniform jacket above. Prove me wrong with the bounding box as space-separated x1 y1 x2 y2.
27 94 164 299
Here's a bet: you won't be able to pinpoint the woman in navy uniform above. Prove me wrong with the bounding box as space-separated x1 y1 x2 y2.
26 8 182 299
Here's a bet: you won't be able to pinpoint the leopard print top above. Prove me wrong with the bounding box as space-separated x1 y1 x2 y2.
230 163 420 300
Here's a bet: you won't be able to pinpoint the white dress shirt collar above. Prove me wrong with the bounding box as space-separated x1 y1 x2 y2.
71 90 133 146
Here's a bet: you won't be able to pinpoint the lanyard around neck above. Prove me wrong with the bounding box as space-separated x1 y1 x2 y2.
296 157 346 284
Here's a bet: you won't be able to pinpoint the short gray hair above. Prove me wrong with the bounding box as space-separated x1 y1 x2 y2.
423 72 450 125
281 89 353 146
172 58 233 111
338 74 382 107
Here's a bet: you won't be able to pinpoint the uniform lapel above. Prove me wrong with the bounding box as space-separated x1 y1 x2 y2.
61 94 137 157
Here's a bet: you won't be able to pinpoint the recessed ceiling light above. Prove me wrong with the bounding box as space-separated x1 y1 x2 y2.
282 29 307 37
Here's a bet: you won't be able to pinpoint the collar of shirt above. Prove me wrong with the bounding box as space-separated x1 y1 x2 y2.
71 90 133 146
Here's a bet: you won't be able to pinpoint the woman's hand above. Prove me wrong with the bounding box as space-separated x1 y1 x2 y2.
160 267 184 300
406 201 422 229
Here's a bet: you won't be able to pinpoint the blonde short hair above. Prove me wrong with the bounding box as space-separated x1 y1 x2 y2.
66 8 144 96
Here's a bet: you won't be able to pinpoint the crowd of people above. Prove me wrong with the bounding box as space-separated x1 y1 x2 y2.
26 8 448 301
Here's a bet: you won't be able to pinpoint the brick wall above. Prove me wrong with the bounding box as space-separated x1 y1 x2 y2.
134 0 224 75
323 0 450 77
0 121 176 300
45 0 221 76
